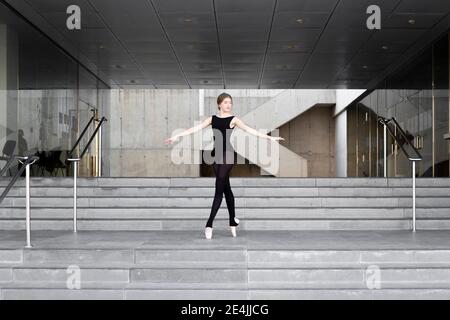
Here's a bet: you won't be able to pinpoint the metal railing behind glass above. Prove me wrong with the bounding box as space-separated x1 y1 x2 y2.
0 155 39 247
68 110 96 158
67 116 107 232
378 116 423 232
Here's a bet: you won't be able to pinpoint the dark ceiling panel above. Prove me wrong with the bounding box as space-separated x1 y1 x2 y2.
273 12 330 28
336 0 401 13
215 0 276 13
218 12 273 28
220 27 270 42
113 28 167 42
220 41 267 53
277 0 338 12
172 41 218 52
268 41 314 53
125 41 172 53
40 11 104 28
6 0 449 88
265 52 309 70
159 12 215 28
26 0 93 13
132 52 178 63
89 0 160 28
222 63 261 71
182 63 222 72
395 0 450 14
140 63 180 72
308 52 353 65
269 28 322 42
383 13 447 29
179 52 221 63
165 27 218 42
152 0 213 13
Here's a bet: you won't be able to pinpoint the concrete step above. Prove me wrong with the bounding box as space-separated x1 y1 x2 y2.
2 219 450 231
1 177 450 231
3 196 450 208
3 287 450 300
0 219 420 231
2 177 450 188
6 186 450 197
2 266 450 289
5 248 450 268
0 207 411 219
2 207 450 219
2 230 450 299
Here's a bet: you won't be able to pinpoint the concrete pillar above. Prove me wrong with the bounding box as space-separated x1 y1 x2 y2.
0 24 19 153
335 109 347 177
334 90 366 177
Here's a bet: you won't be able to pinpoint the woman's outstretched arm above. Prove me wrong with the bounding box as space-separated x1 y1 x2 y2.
232 117 284 141
164 116 212 144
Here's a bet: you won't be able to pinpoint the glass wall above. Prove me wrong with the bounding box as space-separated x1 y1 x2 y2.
348 31 450 177
0 2 109 177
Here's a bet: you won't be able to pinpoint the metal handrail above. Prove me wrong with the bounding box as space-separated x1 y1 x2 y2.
79 117 107 160
0 155 39 204
67 116 107 232
378 116 423 232
0 155 39 247
68 112 96 158
0 155 18 177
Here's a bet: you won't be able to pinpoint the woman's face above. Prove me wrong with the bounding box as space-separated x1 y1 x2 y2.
219 97 232 112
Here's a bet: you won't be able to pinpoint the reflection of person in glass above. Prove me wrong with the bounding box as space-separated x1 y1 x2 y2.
17 129 29 177
18 129 28 156
164 93 284 240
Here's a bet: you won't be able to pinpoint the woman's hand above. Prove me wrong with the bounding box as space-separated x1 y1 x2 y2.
164 136 179 144
270 136 285 142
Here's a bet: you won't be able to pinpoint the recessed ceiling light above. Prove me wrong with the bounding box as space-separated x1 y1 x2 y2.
287 44 295 49
99 45 105 49
381 45 389 50
129 80 136 84
203 80 209 84
362 65 368 69
184 18 193 22
408 19 416 25
296 18 304 24
114 65 124 69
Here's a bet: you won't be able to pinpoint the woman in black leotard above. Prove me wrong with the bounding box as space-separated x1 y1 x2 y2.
164 92 284 239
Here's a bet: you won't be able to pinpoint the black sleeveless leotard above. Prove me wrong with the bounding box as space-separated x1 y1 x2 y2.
211 115 236 164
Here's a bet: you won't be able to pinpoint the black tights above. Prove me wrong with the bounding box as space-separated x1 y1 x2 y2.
205 163 238 228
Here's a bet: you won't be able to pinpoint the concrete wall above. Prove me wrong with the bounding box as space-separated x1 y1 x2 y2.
105 89 295 177
279 105 336 177
335 110 347 177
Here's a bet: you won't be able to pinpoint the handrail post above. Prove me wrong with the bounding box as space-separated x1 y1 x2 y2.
412 160 416 232
26 162 31 247
379 116 422 233
67 158 80 233
383 122 387 178
66 116 106 233
98 123 102 177
17 156 38 248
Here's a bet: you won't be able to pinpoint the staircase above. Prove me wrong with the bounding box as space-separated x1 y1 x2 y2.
1 177 450 299
1 177 450 231
1 230 450 299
